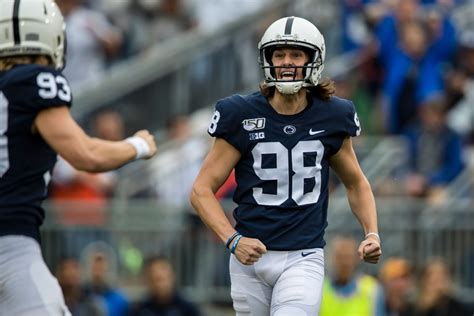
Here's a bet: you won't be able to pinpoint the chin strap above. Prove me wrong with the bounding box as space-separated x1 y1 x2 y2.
275 81 305 94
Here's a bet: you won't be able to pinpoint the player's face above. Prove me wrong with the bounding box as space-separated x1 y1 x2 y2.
271 48 309 81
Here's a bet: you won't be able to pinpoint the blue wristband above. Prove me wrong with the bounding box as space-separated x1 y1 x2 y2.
225 232 240 249
230 235 243 254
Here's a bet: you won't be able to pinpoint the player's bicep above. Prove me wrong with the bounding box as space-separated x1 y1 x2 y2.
329 137 365 188
34 106 92 164
196 138 241 193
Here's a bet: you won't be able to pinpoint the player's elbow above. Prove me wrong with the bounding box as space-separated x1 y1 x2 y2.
345 174 372 192
189 183 201 209
190 182 211 213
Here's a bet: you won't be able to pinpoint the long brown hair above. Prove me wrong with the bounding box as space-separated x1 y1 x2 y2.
259 77 336 101
0 55 51 71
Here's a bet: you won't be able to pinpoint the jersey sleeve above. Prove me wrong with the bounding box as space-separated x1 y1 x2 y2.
22 66 73 111
207 98 245 152
344 100 361 137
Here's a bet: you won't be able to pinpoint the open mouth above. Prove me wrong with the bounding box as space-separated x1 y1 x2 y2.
279 71 296 79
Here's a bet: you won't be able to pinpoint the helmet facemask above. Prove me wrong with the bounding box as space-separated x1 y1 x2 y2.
259 45 324 94
258 17 326 95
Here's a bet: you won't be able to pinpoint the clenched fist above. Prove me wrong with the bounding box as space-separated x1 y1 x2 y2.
133 130 157 159
358 235 381 264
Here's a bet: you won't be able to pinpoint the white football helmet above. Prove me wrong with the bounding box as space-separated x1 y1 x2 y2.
0 0 66 69
258 16 326 94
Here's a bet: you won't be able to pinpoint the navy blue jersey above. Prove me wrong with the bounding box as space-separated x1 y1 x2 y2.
0 64 72 241
208 92 360 250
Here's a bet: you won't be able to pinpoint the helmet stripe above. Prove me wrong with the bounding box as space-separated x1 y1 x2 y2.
12 0 21 45
284 17 294 35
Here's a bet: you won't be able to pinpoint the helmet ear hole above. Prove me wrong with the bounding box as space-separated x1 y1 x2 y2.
262 48 276 78
264 48 274 65
301 47 314 63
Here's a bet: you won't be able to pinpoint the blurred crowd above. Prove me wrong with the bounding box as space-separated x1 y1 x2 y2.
335 0 473 203
320 235 471 316
49 235 472 316
55 0 271 90
55 248 201 316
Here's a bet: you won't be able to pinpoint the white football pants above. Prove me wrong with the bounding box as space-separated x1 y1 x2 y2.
230 248 324 316
0 235 71 316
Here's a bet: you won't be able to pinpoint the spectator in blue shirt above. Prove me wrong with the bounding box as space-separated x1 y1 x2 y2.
403 93 464 201
381 20 445 134
374 0 457 134
83 248 129 316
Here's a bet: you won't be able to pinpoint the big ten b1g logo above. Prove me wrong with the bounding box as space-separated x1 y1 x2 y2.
249 132 265 140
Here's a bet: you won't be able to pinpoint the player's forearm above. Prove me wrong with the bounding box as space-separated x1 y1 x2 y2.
79 137 136 172
190 185 236 244
346 177 378 235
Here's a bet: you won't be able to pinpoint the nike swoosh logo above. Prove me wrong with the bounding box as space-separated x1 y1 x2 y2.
301 251 316 257
309 129 325 135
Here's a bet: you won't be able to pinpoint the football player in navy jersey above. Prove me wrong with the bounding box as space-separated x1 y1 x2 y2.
191 16 381 315
0 0 157 315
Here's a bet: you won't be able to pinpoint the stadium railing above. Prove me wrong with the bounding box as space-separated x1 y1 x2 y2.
41 197 473 304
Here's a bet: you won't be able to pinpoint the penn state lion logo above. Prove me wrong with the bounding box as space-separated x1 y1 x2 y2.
283 125 296 135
